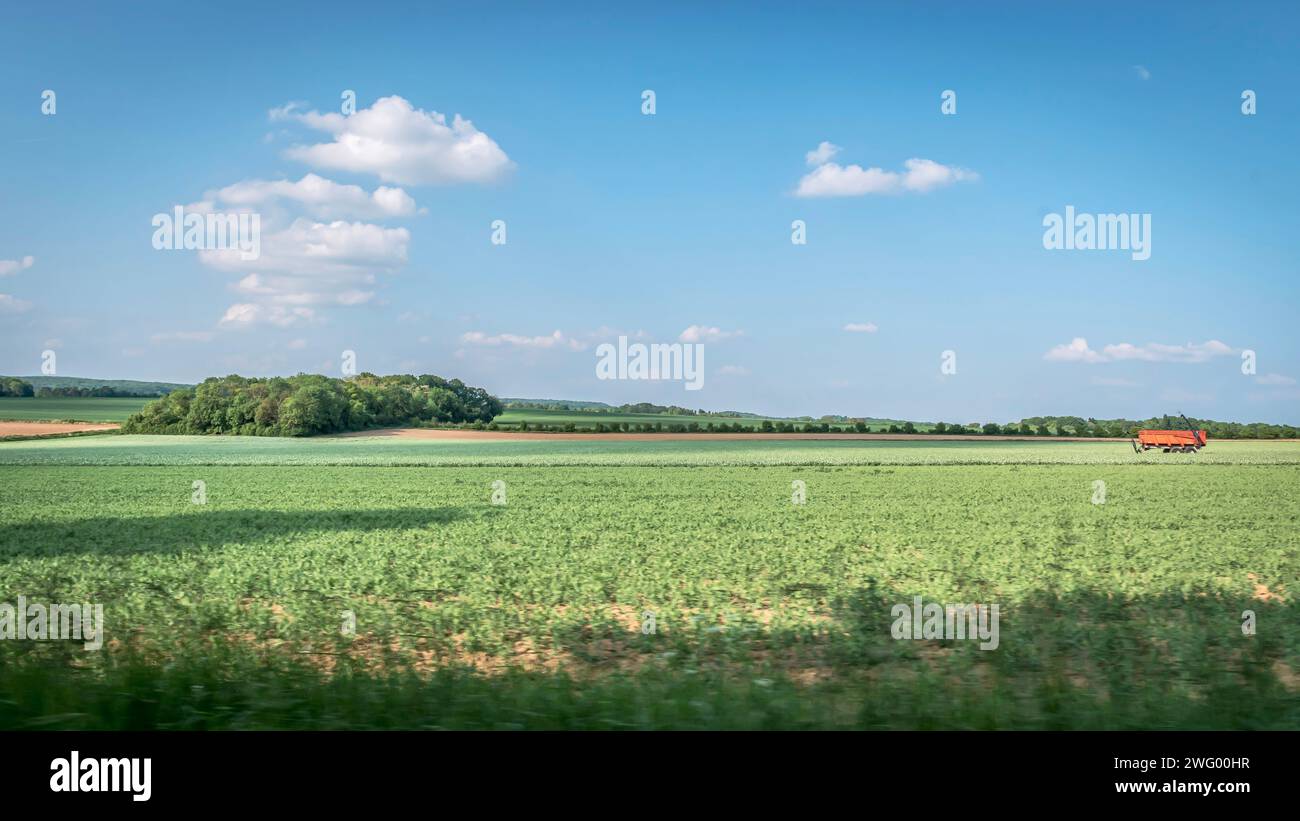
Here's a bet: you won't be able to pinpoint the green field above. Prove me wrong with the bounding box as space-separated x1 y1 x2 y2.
2 435 1297 466
0 436 1296 729
0 396 151 422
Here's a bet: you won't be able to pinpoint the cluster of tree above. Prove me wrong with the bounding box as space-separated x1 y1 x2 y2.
513 418 885 434
0 377 35 397
503 412 1299 438
504 399 761 418
122 373 503 436
928 416 1300 439
35 385 173 398
501 399 613 411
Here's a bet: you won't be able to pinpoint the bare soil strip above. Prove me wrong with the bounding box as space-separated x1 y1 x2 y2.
336 428 1128 442
0 421 120 438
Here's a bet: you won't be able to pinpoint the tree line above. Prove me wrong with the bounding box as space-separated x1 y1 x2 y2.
0 377 35 397
121 373 503 436
508 414 1300 438
0 377 179 398
36 386 172 398
956 415 1300 440
505 400 757 418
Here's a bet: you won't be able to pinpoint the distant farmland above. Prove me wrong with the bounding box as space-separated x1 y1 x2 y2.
496 407 922 431
0 434 1296 729
0 396 151 422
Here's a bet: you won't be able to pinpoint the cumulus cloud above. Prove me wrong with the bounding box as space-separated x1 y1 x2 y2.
197 218 408 321
843 322 878 333
678 325 742 343
1045 337 1235 364
202 218 408 279
205 173 417 220
460 330 587 351
1044 337 1106 363
219 303 316 329
275 95 514 186
0 293 32 313
796 150 978 198
805 141 840 166
0 255 35 277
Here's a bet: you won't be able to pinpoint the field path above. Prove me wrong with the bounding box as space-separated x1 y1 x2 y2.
336 428 1130 442
0 421 120 438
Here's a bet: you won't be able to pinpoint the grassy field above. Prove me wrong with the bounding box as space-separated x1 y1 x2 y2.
0 396 150 422
0 436 1296 729
1 435 1297 466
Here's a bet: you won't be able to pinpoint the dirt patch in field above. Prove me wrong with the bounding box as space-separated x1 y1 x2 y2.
336 428 1127 443
0 421 119 438
1247 573 1286 603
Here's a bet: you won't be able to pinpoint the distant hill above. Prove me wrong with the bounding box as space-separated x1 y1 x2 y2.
501 398 616 410
18 376 191 396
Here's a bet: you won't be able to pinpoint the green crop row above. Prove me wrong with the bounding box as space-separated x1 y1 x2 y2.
1 462 1296 728
2 435 1298 466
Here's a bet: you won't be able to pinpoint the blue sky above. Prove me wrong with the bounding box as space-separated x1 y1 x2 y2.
2 1 1297 423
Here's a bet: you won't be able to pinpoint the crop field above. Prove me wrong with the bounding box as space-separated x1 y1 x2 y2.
1 434 1297 467
0 396 151 422
0 435 1297 729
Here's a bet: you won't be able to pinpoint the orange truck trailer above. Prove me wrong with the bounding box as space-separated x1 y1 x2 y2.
1132 415 1208 453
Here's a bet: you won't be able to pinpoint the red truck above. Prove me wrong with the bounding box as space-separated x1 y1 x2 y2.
1132 415 1208 453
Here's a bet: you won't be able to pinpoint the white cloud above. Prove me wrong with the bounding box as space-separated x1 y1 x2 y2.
287 338 308 350
678 325 742 343
796 153 978 198
843 322 878 333
0 294 32 313
1044 337 1106 363
460 329 587 351
0 256 35 277
1134 65 1151 80
717 365 750 376
43 338 62 349
198 218 408 315
805 141 840 166
206 173 417 220
1105 340 1233 363
275 95 514 186
1045 337 1235 364
202 218 408 279
150 331 216 344
219 303 316 328
1256 373 1296 386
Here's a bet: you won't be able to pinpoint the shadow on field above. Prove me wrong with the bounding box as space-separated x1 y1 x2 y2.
0 506 490 561
0 582 1295 729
